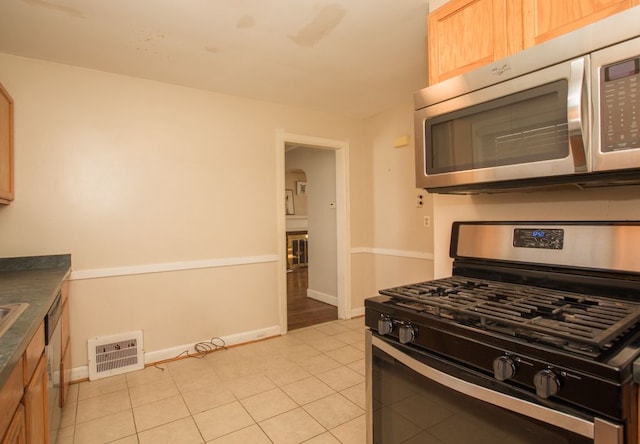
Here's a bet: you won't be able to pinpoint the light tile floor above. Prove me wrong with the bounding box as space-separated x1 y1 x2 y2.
58 318 367 444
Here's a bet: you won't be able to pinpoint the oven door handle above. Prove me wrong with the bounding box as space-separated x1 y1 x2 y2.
567 56 589 172
370 334 623 443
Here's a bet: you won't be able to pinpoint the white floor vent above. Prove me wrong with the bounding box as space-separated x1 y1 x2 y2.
88 331 144 380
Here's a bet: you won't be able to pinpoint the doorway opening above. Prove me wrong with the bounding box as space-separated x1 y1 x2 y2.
277 131 351 334
284 165 337 330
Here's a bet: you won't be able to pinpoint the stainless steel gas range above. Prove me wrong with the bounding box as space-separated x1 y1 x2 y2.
365 221 640 444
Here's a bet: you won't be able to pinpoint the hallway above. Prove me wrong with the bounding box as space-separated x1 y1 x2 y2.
287 267 338 330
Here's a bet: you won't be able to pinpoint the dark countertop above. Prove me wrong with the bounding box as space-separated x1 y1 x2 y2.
0 254 71 387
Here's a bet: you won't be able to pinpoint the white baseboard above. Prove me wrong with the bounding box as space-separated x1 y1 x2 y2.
69 324 282 383
307 288 338 307
71 366 89 381
350 306 365 318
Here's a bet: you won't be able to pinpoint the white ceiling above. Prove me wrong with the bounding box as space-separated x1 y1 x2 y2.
0 0 430 119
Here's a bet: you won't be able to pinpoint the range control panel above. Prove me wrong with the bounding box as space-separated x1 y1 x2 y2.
513 228 564 250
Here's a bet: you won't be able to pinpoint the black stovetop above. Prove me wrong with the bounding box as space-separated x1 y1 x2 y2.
378 275 640 359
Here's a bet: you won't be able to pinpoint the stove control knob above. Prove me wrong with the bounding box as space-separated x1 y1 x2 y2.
378 317 394 335
533 369 561 399
398 324 416 344
493 356 517 381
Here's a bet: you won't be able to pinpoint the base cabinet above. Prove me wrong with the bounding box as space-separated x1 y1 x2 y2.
1 404 26 444
0 322 48 444
23 344 48 444
0 361 24 443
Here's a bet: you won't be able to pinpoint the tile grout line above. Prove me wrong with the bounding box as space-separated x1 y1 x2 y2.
64 319 366 443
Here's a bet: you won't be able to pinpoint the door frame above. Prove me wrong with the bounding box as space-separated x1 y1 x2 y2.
276 130 351 334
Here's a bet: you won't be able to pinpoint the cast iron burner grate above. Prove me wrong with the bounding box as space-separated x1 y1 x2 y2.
380 276 640 355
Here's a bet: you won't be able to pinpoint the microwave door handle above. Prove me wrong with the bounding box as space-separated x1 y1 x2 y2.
567 57 588 172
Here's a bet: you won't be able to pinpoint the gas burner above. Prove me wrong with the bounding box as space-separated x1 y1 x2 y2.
380 276 640 356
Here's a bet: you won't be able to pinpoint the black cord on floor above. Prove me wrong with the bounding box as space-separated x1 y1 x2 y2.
153 337 227 371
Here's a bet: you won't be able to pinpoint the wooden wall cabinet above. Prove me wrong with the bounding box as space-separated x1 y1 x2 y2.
522 0 640 48
427 0 523 85
427 0 640 85
0 81 14 204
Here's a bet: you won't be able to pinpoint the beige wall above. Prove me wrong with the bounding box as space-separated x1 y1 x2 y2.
428 0 449 13
0 52 434 377
0 53 375 373
363 99 435 294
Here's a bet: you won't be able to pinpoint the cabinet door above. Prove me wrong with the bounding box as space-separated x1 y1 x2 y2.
0 361 24 441
1 404 26 444
0 82 14 204
60 337 71 408
23 354 49 444
523 0 640 48
427 0 523 84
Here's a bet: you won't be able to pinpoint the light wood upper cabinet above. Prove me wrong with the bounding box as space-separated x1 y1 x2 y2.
427 0 640 85
522 0 640 48
427 0 523 85
0 81 14 204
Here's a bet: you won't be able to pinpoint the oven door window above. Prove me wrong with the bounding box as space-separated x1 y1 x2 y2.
426 80 569 174
372 344 592 444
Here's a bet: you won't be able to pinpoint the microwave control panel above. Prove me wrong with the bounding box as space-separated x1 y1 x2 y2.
600 56 640 152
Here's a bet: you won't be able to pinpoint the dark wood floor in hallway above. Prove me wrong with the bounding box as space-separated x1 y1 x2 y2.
287 267 338 330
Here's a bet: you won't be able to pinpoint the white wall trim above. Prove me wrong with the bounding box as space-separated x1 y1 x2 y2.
70 255 280 281
350 247 434 261
70 324 282 382
69 248 431 281
307 288 338 307
350 306 365 318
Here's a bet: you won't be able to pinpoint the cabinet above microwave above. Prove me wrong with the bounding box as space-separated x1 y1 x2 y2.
415 6 640 194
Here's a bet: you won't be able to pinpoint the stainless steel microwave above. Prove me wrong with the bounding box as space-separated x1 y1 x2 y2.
414 6 640 194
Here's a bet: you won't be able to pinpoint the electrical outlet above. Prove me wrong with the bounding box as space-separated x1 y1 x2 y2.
424 216 431 227
416 194 423 208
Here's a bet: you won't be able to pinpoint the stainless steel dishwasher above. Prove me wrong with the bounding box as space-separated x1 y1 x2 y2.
45 290 63 444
